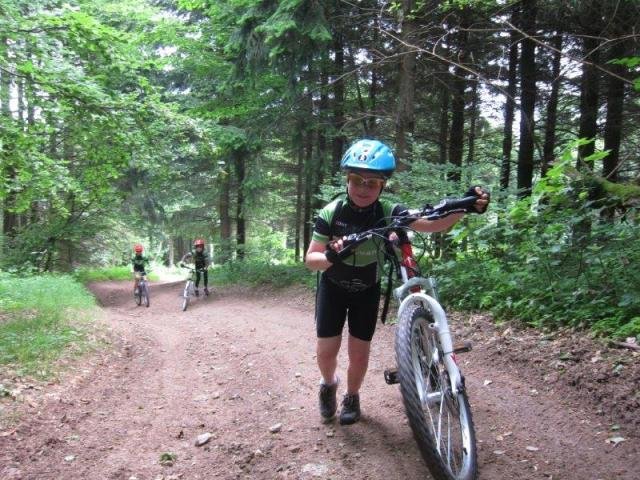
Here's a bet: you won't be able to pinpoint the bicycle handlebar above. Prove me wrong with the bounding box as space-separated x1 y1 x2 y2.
333 195 478 259
179 263 207 273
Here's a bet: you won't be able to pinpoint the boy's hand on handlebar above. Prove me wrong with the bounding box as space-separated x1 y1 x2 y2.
324 238 344 265
325 236 353 265
324 248 342 265
464 185 490 214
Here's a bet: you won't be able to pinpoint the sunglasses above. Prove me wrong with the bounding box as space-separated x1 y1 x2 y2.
347 173 385 189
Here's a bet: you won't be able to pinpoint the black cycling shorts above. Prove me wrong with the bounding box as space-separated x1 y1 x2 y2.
315 275 381 342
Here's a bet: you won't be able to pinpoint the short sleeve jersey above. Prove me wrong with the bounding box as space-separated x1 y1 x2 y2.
312 197 407 292
193 250 210 269
131 254 149 272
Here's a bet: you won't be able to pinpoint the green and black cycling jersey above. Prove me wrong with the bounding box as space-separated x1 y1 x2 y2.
312 196 407 292
131 254 150 273
192 250 210 270
180 251 210 269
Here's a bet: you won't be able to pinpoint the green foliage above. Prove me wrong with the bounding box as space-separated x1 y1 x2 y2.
433 142 640 339
608 57 640 91
73 266 159 283
212 260 314 288
0 272 96 376
1 0 199 271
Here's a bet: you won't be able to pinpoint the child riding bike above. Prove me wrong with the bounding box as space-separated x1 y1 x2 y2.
305 139 489 425
131 244 150 294
179 239 211 296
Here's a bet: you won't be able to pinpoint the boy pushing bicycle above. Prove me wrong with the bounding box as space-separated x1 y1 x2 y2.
179 239 211 296
304 139 489 425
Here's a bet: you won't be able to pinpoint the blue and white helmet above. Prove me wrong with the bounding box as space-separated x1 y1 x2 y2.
340 139 396 178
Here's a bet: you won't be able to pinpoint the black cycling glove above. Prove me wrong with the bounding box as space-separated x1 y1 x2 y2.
464 185 490 214
324 248 342 265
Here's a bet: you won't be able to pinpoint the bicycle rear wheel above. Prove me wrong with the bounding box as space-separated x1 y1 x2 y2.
395 303 477 480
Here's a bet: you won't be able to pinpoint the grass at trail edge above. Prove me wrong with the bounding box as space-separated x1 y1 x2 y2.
0 272 97 377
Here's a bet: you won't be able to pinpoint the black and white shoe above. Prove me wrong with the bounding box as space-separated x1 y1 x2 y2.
319 378 339 421
339 393 361 425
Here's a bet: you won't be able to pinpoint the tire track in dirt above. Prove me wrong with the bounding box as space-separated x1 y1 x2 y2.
1 281 637 479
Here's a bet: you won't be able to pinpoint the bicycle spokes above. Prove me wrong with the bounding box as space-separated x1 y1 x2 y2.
411 320 471 476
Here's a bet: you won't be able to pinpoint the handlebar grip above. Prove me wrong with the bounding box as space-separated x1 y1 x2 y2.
447 196 478 210
436 196 478 212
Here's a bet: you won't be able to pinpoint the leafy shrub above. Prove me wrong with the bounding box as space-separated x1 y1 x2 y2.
432 142 640 339
74 265 159 283
212 260 315 288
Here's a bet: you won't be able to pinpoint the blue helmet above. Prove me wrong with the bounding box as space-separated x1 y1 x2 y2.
340 139 396 177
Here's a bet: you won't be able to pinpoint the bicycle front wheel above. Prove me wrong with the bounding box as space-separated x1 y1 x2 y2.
142 283 150 308
395 303 477 480
182 283 191 311
134 288 142 306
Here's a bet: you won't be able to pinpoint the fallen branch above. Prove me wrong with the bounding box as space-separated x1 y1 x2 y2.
608 341 640 351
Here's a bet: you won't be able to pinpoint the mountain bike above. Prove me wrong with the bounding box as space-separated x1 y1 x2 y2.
334 196 479 480
180 265 208 311
133 272 150 308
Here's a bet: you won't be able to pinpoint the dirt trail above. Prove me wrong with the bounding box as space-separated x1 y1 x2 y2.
1 281 638 480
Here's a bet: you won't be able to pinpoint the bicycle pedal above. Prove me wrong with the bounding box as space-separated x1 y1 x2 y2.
384 368 399 385
453 341 473 354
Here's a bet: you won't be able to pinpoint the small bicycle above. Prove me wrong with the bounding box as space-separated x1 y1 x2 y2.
335 196 479 480
133 272 150 308
180 264 208 311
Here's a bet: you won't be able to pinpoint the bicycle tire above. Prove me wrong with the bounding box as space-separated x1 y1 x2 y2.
134 288 142 306
182 282 191 312
142 283 150 308
396 303 477 480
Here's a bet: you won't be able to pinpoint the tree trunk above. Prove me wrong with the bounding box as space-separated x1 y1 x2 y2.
448 10 470 183
500 11 519 189
302 130 314 258
438 59 450 165
332 33 345 173
541 34 563 177
234 151 246 260
314 69 329 213
448 69 466 183
516 0 537 197
294 140 304 262
368 18 379 136
394 0 417 171
1 36 18 241
576 35 600 167
218 162 232 263
466 79 479 168
602 40 627 181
